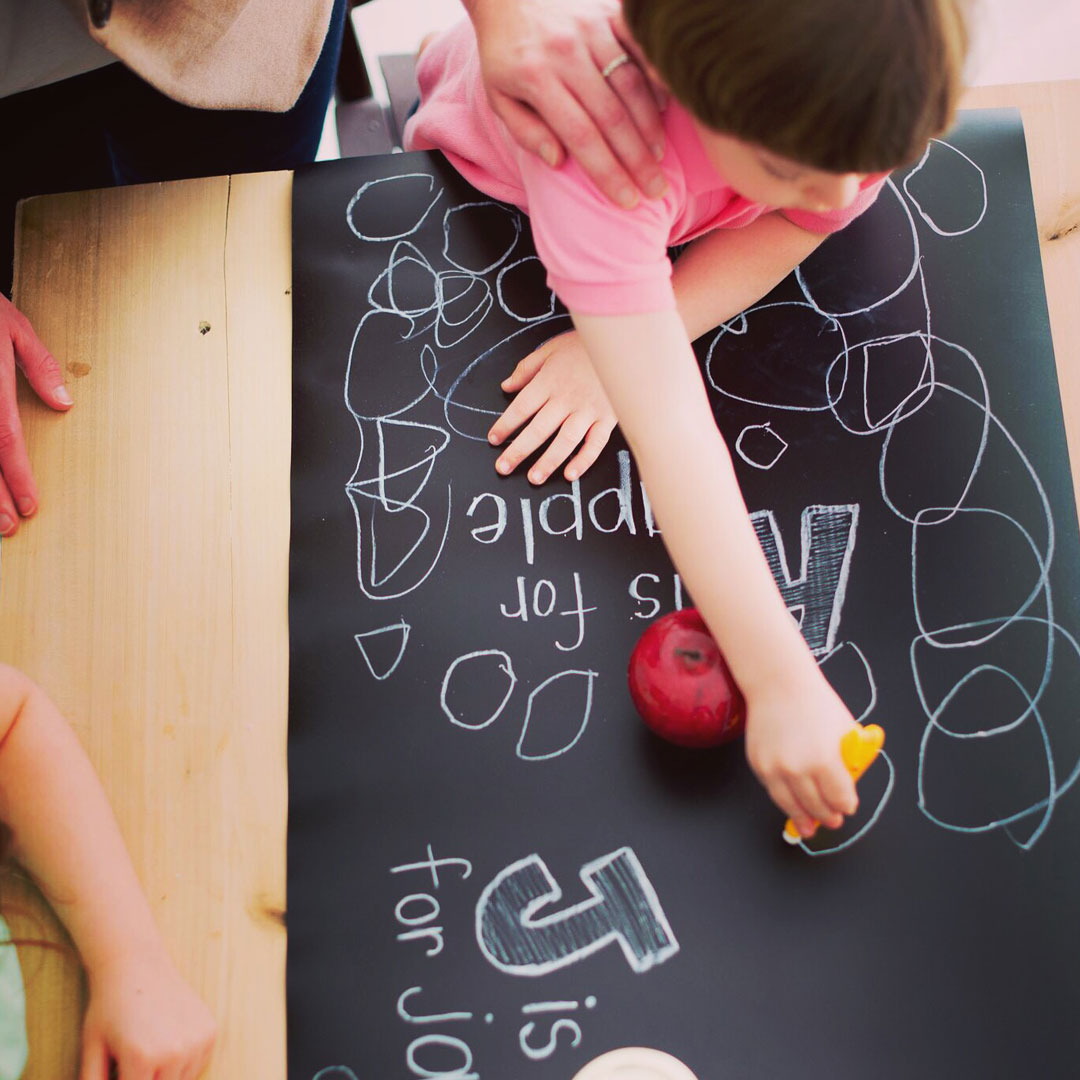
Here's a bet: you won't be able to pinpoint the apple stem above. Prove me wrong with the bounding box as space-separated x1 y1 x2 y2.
674 647 703 662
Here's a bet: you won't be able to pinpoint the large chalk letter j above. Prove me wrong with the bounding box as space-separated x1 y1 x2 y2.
475 847 679 976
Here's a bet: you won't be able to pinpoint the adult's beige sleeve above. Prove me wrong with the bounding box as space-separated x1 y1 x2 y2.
64 0 336 111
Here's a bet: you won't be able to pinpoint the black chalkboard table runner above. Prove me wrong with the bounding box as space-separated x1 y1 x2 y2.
288 110 1080 1079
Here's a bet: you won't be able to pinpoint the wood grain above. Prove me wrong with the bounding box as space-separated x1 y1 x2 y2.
962 81 1080 503
0 172 292 1079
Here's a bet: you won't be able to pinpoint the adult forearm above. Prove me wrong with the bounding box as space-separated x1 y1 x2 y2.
673 213 824 343
0 680 166 978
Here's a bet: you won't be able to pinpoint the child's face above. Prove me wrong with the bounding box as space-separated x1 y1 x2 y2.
695 125 868 213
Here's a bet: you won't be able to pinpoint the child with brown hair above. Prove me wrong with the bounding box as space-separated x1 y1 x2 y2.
405 0 969 838
0 664 215 1079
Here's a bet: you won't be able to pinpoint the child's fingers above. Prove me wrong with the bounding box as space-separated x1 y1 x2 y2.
78 1032 109 1080
489 382 546 447
115 1049 154 1080
564 420 615 482
790 774 843 831
527 414 594 485
501 346 550 393
180 1042 214 1080
495 404 565 477
816 761 859 817
157 1060 184 1080
765 780 816 839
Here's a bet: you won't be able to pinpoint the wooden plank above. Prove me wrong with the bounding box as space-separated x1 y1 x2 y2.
219 169 293 1078
962 81 1080 505
0 171 292 1079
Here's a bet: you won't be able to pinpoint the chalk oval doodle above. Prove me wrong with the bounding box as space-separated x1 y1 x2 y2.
346 173 443 242
516 669 598 761
441 649 517 730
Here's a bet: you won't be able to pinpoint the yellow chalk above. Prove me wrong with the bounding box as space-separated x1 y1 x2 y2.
783 724 885 844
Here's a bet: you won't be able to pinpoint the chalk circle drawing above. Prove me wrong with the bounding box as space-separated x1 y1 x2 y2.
475 848 679 976
735 423 788 470
825 331 936 436
497 256 559 323
877 345 991 527
798 641 896 857
432 317 570 441
346 415 450 513
367 240 440 321
911 507 1049 650
346 312 438 421
442 200 522 276
346 482 453 601
903 138 988 237
919 664 1052 822
818 641 878 724
706 302 848 412
354 622 411 681
440 650 517 730
346 172 443 242
516 669 599 761
797 178 922 318
798 750 897 857
435 271 494 348
312 1069 359 1080
441 650 599 761
914 613 1080 850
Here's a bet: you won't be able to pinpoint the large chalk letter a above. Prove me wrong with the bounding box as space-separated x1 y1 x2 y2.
751 504 859 656
475 847 679 976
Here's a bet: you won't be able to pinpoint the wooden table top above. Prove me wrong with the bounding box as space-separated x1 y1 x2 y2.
0 81 1076 1080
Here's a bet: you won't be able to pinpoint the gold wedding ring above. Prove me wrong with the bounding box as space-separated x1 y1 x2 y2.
601 52 632 79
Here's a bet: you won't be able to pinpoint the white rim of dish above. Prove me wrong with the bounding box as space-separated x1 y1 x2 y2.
572 1047 700 1080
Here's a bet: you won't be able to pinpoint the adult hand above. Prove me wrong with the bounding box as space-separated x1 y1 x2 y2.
0 294 72 536
467 0 668 208
488 330 617 485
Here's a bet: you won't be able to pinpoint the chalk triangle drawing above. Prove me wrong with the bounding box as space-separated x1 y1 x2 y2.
354 622 411 681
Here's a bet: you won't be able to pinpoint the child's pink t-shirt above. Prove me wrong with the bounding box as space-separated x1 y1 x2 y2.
404 19 888 317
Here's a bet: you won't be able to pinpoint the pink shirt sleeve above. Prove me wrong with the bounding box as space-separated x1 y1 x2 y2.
781 173 891 234
517 149 681 317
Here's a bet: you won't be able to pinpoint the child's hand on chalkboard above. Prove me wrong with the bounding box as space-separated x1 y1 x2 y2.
489 330 617 485
743 668 860 838
80 946 216 1079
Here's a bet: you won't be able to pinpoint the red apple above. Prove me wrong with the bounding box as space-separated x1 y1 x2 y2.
628 608 746 747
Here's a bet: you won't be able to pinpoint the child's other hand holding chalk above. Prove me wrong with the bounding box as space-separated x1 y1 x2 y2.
743 663 860 839
79 946 215 1080
0 666 215 1080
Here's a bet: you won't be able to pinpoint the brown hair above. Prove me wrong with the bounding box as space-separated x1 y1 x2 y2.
622 0 970 173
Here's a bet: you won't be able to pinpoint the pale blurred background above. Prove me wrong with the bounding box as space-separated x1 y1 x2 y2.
319 0 1080 159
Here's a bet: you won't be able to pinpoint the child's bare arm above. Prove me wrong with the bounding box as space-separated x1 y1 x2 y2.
571 312 858 835
0 665 215 1079
490 212 824 484
671 212 825 342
